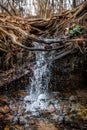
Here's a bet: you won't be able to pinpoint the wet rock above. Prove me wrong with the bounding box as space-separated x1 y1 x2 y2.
69 95 77 102
47 105 55 113
38 93 49 101
24 124 29 129
18 116 27 125
13 116 18 124
5 114 14 123
58 115 65 124
24 114 30 119
65 115 72 124
70 104 77 113
0 105 10 114
48 100 54 106
31 111 40 117
51 113 58 121
40 110 51 117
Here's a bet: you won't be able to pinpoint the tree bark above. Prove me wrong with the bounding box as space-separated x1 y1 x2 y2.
72 0 77 8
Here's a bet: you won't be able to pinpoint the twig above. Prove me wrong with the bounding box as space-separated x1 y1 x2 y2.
66 39 87 43
0 4 12 16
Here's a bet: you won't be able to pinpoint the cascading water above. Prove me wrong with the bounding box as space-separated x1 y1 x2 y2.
30 51 49 95
24 43 52 112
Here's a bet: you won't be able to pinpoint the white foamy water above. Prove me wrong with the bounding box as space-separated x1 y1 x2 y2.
24 43 52 112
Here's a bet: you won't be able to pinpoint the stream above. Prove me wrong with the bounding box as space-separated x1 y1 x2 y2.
0 43 87 130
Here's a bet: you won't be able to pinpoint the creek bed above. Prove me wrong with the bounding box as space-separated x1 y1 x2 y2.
0 88 87 130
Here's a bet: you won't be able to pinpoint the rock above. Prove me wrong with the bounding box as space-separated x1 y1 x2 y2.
40 111 51 117
5 115 14 123
0 113 4 119
18 116 27 125
65 115 72 124
24 124 29 129
38 93 49 100
13 116 18 124
51 113 58 121
0 105 10 114
58 115 65 124
69 95 77 102
47 105 55 113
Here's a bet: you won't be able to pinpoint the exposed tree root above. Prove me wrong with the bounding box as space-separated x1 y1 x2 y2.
0 1 87 86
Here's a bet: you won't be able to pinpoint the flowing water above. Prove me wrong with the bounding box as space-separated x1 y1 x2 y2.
24 48 51 112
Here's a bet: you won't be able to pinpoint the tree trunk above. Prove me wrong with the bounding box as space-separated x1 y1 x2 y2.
72 0 77 8
59 0 63 12
1 0 3 13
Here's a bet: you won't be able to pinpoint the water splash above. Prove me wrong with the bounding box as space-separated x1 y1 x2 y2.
24 43 51 112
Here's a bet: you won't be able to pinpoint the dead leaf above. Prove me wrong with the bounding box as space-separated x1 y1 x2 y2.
0 97 8 104
4 125 10 130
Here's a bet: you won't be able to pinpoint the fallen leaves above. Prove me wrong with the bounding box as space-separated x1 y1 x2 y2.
0 105 10 114
4 125 10 130
0 97 8 104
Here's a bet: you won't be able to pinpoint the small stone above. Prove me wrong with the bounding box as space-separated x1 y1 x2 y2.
0 105 10 114
65 116 72 124
58 115 65 124
24 124 29 129
69 95 77 102
47 105 55 113
51 113 58 121
5 115 14 123
18 116 27 125
13 116 18 124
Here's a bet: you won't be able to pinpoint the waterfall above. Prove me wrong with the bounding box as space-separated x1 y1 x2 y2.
24 43 51 112
30 51 50 95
